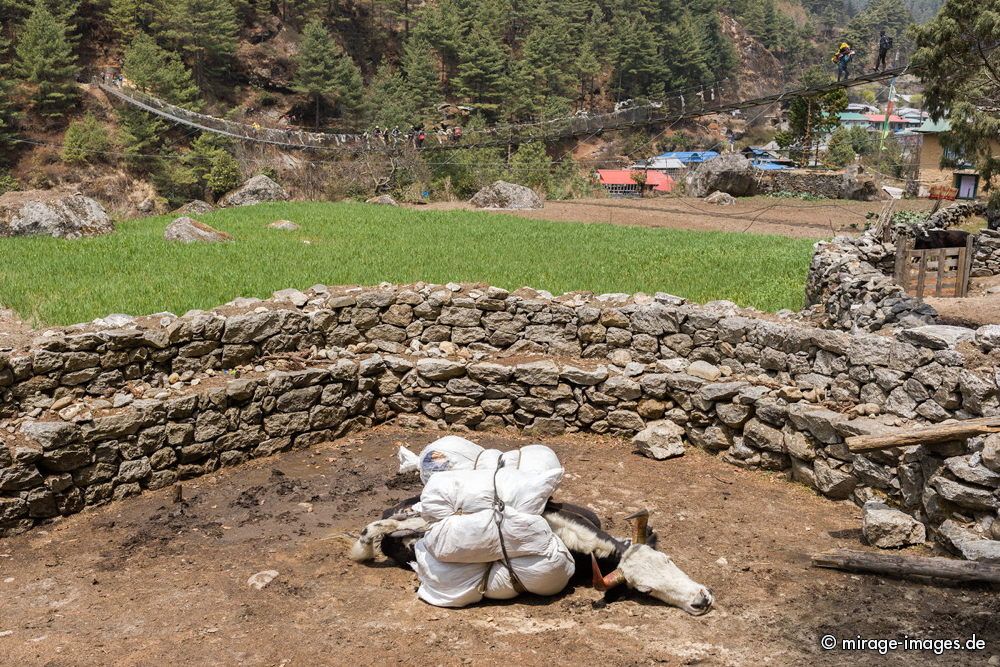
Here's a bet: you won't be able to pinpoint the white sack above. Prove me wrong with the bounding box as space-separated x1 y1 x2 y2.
413 538 576 608
398 438 563 483
422 511 554 563
419 467 563 521
483 538 576 599
413 540 488 608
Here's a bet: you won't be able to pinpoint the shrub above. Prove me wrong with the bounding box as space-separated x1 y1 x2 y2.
206 152 243 196
62 114 111 165
0 171 18 195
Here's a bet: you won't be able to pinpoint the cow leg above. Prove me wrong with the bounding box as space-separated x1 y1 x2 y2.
379 528 423 566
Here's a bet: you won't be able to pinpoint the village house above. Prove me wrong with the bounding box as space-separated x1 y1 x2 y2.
596 169 674 197
914 117 1000 200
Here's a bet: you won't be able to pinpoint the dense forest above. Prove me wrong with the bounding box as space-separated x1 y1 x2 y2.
0 0 930 203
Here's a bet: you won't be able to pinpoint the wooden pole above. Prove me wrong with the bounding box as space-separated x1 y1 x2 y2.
812 549 1000 584
846 416 1000 452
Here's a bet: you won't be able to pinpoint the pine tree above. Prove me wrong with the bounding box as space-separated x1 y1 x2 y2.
455 21 507 108
123 33 200 107
107 0 157 40
912 0 1000 217
785 66 849 164
401 38 442 120
293 19 364 126
0 34 19 159
14 0 79 123
666 11 711 90
152 0 238 86
844 0 913 62
368 63 415 127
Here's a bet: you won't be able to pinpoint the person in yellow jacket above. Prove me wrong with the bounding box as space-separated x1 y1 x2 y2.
833 42 856 82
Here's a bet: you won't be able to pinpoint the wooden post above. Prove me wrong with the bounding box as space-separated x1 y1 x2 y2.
915 250 927 298
847 416 1000 452
813 549 1000 584
934 247 945 296
959 235 974 297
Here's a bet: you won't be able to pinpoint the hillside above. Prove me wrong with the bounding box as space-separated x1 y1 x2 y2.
0 0 927 210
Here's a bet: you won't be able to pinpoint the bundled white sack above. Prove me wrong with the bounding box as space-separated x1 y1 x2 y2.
413 538 576 607
419 467 563 521
422 511 554 563
398 437 563 483
482 538 576 599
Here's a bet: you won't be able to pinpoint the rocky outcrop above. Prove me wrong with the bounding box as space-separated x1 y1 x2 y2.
470 181 543 210
219 175 289 207
0 190 113 239
163 217 232 243
367 195 399 206
174 200 215 216
685 153 758 198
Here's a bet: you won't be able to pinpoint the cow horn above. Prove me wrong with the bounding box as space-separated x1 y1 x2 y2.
591 555 625 592
625 509 651 545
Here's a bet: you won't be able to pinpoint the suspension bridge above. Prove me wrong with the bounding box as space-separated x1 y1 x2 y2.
96 65 913 153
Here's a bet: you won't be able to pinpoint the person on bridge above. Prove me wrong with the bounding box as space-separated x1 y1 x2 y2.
833 42 856 82
873 30 893 72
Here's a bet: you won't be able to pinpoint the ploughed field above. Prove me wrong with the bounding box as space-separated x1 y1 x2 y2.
0 202 814 326
2 425 996 666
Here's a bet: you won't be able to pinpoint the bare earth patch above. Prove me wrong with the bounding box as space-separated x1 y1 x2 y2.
927 274 1000 328
423 197 936 240
1 425 997 666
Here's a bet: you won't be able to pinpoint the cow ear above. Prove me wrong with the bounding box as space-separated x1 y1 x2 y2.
636 584 652 593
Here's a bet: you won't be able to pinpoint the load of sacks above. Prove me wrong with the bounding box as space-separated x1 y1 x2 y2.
397 436 576 607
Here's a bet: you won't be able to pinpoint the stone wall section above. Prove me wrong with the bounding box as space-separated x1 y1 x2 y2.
2 283 1000 558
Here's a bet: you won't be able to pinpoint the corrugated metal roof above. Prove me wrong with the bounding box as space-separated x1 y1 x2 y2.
655 151 719 163
916 117 951 133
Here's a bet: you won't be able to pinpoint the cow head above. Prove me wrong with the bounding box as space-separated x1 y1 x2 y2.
591 510 714 616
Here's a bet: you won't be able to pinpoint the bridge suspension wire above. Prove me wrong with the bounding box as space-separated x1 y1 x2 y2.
95 65 916 154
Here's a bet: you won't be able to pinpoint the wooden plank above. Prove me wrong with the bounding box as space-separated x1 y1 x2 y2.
935 248 946 296
812 549 1000 584
915 252 927 298
847 416 1000 452
959 236 974 297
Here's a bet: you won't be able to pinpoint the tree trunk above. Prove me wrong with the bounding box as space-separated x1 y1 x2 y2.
813 549 1000 584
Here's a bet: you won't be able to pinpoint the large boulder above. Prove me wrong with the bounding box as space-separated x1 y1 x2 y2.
367 195 399 206
219 175 289 207
470 181 543 210
0 190 113 239
685 153 758 198
704 191 737 206
164 217 232 243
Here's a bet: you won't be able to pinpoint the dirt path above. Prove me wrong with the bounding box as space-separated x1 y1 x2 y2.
1 426 996 666
927 274 1000 329
424 197 936 240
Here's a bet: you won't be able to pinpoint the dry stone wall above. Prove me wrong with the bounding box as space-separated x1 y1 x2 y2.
2 283 999 560
806 201 999 332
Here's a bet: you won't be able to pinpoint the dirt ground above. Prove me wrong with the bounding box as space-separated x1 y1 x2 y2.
424 197 936 239
927 274 1000 329
2 426 997 666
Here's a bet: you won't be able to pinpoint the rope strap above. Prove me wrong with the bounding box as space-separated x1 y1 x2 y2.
491 459 527 595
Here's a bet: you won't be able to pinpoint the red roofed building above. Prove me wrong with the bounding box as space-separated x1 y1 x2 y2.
863 113 915 132
596 169 674 197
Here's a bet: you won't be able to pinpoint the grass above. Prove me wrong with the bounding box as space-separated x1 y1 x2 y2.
0 202 817 326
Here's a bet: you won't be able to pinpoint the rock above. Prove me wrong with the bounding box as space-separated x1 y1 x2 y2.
469 181 543 210
0 190 113 239
164 217 232 243
932 476 998 510
813 458 857 499
945 455 1000 488
247 569 279 590
366 195 399 206
415 358 465 381
267 220 300 231
173 200 214 216
983 434 1000 473
684 153 757 198
272 288 308 307
937 520 1000 563
686 360 721 381
862 501 926 548
899 325 975 350
975 325 1000 352
219 175 289 207
633 420 686 460
841 166 881 201
704 191 736 206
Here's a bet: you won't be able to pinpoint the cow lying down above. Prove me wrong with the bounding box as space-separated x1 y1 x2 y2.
350 498 714 616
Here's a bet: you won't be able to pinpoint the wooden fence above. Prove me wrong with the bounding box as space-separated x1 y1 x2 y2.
894 237 974 298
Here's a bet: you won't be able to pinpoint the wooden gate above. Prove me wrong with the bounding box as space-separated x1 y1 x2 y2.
894 237 974 298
